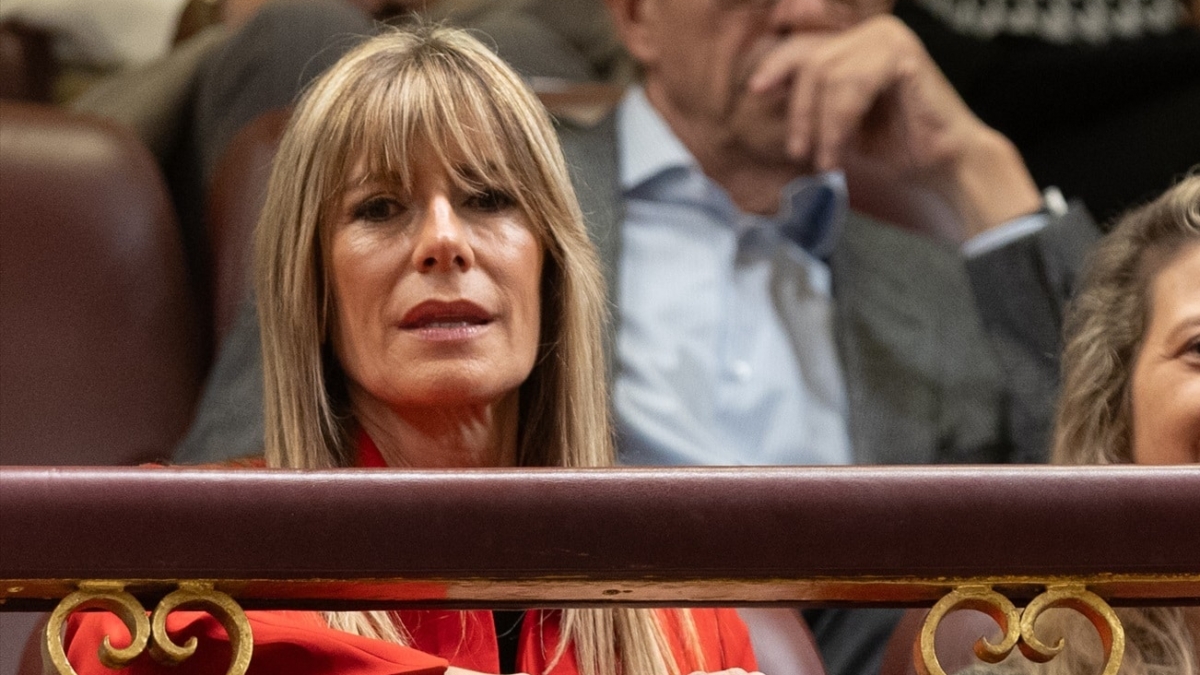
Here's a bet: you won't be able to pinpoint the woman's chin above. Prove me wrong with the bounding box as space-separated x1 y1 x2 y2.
391 372 524 411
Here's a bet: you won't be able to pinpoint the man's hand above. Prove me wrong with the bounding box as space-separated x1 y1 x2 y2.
748 15 1041 241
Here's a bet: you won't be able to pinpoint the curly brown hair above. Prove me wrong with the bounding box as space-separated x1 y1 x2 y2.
1052 173 1200 466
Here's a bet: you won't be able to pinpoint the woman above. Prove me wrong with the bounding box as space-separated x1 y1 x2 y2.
64 25 760 675
957 174 1200 674
1054 174 1200 470
1038 173 1199 674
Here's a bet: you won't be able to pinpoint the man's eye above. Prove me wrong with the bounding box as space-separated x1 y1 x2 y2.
466 188 515 212
354 196 401 222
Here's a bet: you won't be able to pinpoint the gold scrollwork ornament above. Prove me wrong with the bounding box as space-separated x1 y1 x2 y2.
1019 584 1125 674
44 581 151 675
916 584 1022 675
916 583 1126 675
43 581 252 675
149 581 252 675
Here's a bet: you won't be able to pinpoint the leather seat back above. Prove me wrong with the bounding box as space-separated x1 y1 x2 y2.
0 101 204 466
206 107 288 348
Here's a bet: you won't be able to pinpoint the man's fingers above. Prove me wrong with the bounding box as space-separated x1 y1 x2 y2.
748 38 812 94
751 30 897 167
747 37 825 161
787 61 820 161
814 58 897 171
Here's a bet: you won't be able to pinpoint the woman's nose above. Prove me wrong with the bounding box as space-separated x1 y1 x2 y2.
411 195 475 272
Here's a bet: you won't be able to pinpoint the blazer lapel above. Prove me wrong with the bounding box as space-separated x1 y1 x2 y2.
830 212 940 465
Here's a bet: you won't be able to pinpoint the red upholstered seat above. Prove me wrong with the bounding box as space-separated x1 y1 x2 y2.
0 101 204 465
206 107 289 349
0 100 207 675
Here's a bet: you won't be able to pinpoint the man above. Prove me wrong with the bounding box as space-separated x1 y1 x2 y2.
573 2 1097 671
535 3 1097 671
178 0 1100 671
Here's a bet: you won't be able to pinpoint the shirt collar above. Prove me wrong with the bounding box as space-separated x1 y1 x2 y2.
617 86 699 191
616 85 846 259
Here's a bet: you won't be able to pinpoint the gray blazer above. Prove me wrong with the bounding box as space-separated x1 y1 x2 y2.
558 115 1100 468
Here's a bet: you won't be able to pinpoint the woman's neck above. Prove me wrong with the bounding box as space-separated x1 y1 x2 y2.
350 391 520 468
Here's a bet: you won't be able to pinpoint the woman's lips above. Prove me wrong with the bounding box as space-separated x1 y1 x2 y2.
399 299 494 340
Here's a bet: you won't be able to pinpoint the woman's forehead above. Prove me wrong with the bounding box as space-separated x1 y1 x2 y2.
340 134 514 190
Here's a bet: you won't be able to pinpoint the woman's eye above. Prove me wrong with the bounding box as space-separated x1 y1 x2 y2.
1187 338 1200 357
465 188 515 212
1179 336 1200 365
353 196 401 222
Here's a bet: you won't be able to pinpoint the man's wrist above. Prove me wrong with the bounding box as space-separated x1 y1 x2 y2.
947 128 1043 240
961 186 1070 257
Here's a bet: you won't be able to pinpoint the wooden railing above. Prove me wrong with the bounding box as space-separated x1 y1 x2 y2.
3 465 1199 674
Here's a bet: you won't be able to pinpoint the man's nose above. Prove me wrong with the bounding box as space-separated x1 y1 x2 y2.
769 0 863 31
411 195 475 273
769 0 831 28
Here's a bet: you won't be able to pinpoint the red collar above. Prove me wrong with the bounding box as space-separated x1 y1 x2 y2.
355 429 387 468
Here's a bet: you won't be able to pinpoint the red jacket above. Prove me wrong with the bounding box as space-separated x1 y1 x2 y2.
64 434 758 674
67 605 757 674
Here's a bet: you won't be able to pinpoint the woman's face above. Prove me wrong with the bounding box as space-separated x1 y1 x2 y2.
328 145 544 414
1130 242 1200 465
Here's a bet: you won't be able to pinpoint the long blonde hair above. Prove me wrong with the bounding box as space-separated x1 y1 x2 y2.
995 175 1200 675
255 25 700 675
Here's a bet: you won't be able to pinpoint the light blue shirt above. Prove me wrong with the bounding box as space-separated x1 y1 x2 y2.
612 87 1048 468
615 87 854 467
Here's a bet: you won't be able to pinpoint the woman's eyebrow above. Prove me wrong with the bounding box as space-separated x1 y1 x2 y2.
454 161 502 184
1164 314 1200 346
343 172 402 194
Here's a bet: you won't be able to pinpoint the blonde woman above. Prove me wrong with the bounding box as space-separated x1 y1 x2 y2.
958 175 1200 674
65 25 761 675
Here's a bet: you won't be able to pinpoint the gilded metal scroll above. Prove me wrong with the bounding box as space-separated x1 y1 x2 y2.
44 581 150 675
916 584 1125 675
149 581 253 675
1019 584 1125 674
43 581 253 675
915 584 1021 675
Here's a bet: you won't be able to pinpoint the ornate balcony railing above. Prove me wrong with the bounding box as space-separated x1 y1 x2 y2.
3 465 1198 675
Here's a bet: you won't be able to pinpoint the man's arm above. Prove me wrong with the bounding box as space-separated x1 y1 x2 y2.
964 205 1101 462
748 14 1105 459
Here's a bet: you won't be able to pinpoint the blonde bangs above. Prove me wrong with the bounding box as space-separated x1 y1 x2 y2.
323 31 558 251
